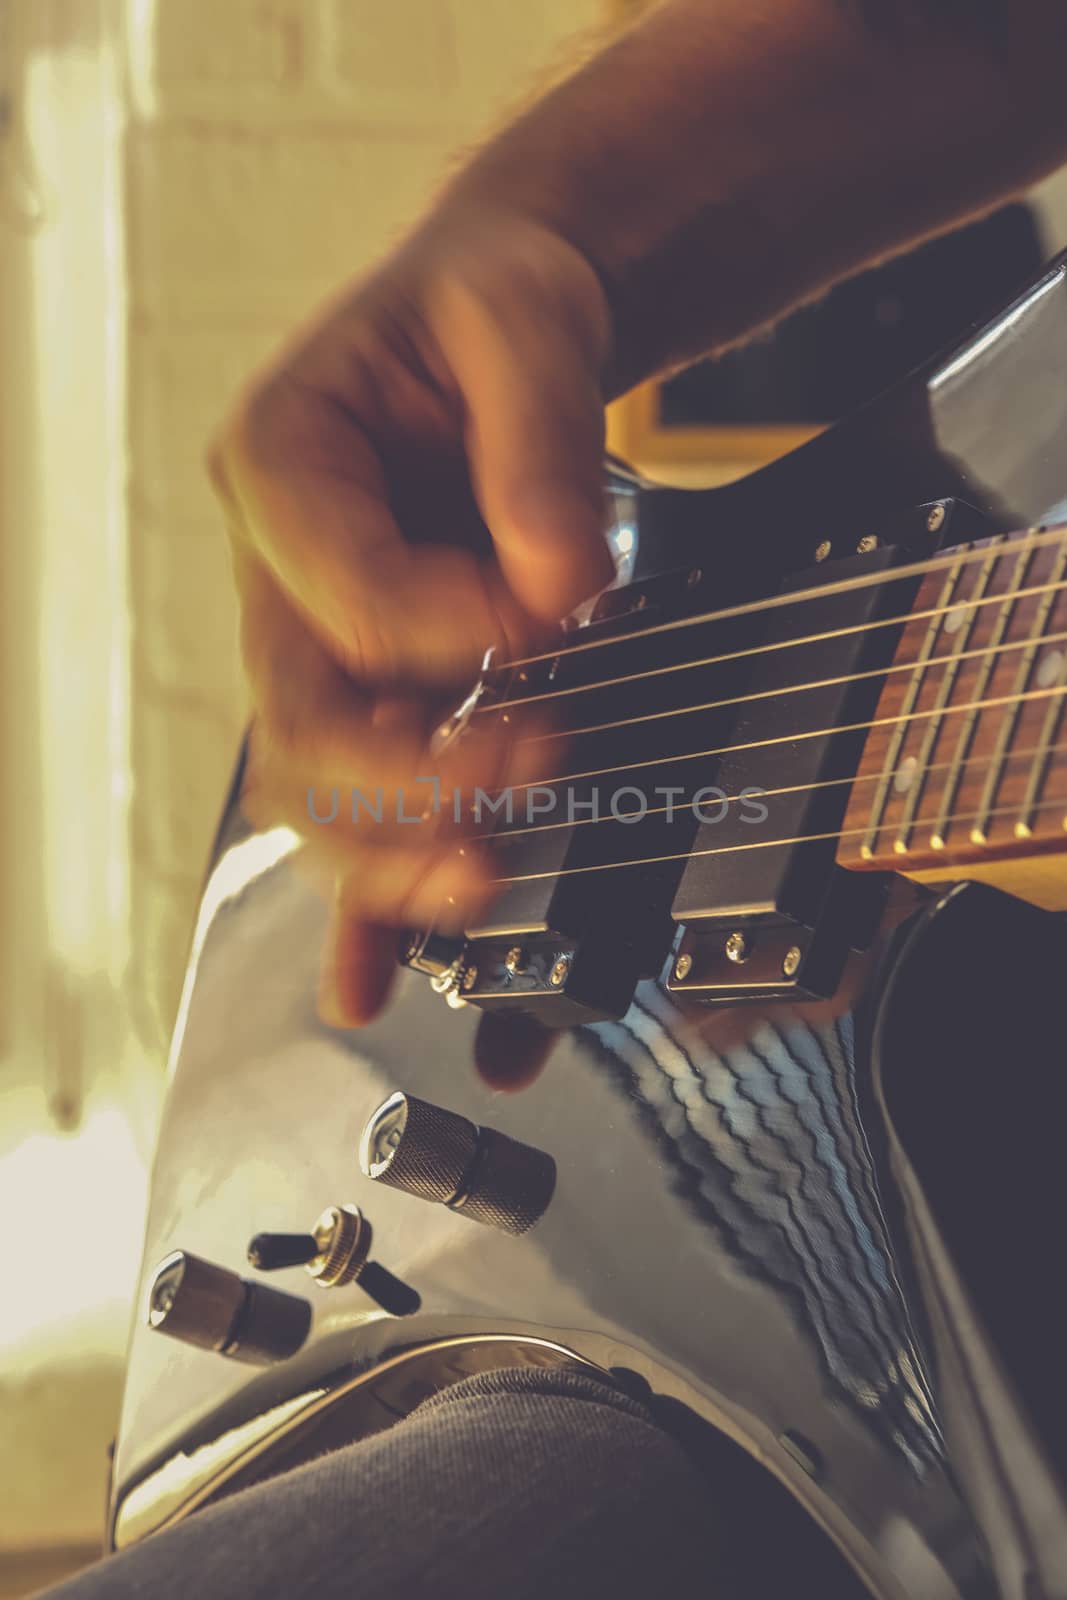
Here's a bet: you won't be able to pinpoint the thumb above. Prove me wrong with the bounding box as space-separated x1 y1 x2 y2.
435 262 615 623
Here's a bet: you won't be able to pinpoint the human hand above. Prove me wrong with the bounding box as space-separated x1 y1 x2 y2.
209 210 614 1025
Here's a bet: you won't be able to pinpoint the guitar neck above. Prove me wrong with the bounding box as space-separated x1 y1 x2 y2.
839 523 1067 908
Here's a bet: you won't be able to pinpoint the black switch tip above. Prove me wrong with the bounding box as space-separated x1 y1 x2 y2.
247 1232 320 1272
358 1260 421 1317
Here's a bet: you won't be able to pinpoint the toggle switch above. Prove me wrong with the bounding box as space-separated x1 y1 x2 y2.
359 1092 556 1235
248 1206 420 1317
146 1250 311 1365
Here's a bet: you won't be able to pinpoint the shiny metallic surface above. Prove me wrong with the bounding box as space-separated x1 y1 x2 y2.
145 1251 311 1366
360 1095 555 1235
229 1282 313 1367
117 824 977 1594
360 1093 478 1205
109 258 1067 1596
448 1126 556 1235
122 846 973 1595
145 1252 246 1352
673 952 692 981
306 1205 371 1289
724 932 749 965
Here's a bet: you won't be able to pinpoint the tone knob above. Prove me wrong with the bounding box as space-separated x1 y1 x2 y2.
359 1092 555 1235
146 1250 311 1365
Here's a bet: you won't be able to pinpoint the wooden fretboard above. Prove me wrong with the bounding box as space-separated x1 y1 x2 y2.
839 525 1067 907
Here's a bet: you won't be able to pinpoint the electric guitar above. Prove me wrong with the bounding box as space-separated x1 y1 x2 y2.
108 253 1067 1600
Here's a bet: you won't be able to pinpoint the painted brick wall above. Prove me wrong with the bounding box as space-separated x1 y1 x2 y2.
123 0 604 1041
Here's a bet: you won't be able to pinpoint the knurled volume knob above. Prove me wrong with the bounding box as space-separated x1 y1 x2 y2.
359 1092 555 1235
146 1250 311 1365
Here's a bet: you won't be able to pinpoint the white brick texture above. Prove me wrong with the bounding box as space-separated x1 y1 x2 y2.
124 0 604 1037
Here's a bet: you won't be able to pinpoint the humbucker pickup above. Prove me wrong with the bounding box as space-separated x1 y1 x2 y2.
401 496 991 1024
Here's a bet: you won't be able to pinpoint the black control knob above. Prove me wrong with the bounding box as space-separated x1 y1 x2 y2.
146 1250 311 1365
359 1092 556 1235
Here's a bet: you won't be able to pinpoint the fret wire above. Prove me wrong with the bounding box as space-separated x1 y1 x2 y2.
516 571 1067 749
923 545 1029 851
892 548 998 855
495 524 1067 676
487 556 1006 715
483 740 1066 845
494 566 1067 727
485 790 1067 890
972 542 1067 844
494 657 1067 804
1015 650 1067 837
858 558 962 861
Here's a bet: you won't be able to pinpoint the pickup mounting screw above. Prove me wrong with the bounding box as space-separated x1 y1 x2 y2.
856 534 878 554
927 504 946 533
548 955 571 987
814 540 832 563
782 946 802 978
674 952 693 981
724 931 750 964
504 946 524 976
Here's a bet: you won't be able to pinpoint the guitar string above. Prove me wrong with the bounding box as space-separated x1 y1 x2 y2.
476 740 1064 843
434 528 1067 875
478 676 1067 802
487 522 1067 675
482 789 1067 888
476 570 1067 720
515 616 1067 751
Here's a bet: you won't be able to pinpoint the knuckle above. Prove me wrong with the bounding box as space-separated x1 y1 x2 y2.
222 378 291 482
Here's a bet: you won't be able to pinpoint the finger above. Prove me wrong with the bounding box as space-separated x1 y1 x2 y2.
473 1010 557 1092
220 377 522 684
318 905 398 1028
435 275 615 623
242 745 495 929
236 552 518 800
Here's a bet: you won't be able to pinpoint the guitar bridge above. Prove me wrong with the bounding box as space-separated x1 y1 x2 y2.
401 924 670 1026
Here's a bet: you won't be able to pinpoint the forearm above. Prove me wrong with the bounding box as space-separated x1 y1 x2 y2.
443 0 1067 392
